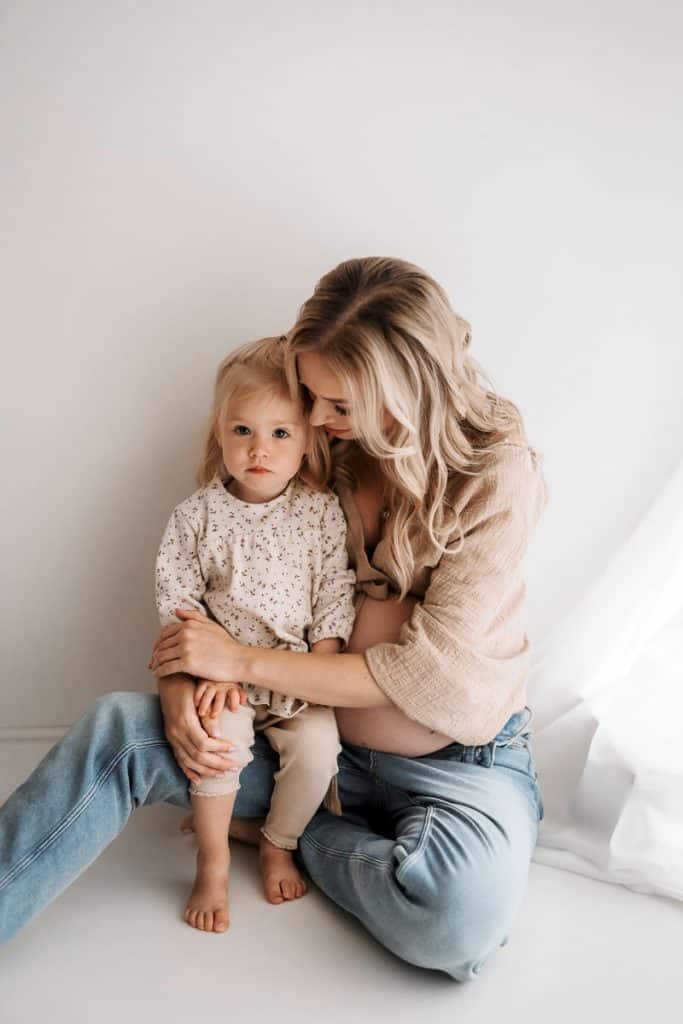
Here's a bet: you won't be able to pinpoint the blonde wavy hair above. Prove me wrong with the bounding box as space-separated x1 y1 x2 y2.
198 336 330 490
284 258 527 599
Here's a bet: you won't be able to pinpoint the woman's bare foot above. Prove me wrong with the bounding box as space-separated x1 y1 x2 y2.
184 850 230 932
180 816 263 844
229 818 264 846
259 837 307 904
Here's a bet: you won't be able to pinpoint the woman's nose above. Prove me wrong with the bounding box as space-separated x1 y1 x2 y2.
309 397 329 427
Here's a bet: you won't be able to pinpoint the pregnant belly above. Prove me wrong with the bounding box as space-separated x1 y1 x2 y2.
336 593 453 755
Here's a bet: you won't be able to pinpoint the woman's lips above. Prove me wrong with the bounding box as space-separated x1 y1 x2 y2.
325 427 351 437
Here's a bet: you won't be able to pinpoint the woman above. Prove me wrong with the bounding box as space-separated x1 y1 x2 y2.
0 257 548 981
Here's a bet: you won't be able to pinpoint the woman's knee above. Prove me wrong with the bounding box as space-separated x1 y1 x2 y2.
390 811 525 977
86 691 164 746
389 900 502 981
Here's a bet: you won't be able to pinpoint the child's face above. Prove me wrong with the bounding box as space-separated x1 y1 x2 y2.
219 390 309 503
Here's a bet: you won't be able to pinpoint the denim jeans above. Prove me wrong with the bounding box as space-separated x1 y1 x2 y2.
0 692 543 980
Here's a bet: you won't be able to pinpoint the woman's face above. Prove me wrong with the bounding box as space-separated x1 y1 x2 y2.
297 350 395 443
296 351 358 440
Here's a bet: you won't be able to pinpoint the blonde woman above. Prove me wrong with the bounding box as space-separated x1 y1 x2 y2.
0 258 547 982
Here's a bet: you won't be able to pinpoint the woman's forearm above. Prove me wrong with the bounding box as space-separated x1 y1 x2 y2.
241 647 390 709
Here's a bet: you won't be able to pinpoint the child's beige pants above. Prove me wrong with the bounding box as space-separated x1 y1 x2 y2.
189 703 341 851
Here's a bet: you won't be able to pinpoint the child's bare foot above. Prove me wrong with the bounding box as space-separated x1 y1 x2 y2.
184 850 230 932
259 837 307 904
180 813 195 834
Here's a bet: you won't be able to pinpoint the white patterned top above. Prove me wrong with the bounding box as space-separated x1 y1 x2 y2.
155 476 356 717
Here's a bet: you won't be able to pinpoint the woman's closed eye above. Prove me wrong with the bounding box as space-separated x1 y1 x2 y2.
299 383 349 417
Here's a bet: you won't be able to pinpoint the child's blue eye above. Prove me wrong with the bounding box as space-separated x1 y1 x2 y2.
273 428 290 439
233 425 251 435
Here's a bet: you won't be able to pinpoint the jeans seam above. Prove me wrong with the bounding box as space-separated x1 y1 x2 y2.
394 805 434 887
340 765 369 780
302 829 392 871
0 738 168 890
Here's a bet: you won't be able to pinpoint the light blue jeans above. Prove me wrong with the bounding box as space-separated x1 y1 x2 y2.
0 692 543 980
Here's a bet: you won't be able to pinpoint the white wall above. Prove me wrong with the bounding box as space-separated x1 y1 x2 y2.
2 0 681 728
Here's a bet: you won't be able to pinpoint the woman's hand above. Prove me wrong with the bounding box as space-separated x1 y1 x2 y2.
157 674 241 785
149 608 248 683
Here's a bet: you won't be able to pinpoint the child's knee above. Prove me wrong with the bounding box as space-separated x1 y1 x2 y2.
298 712 341 762
208 704 255 749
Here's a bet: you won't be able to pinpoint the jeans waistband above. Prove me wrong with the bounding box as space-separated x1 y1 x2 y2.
424 706 533 769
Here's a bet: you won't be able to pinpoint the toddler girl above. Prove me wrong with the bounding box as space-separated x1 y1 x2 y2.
155 336 356 933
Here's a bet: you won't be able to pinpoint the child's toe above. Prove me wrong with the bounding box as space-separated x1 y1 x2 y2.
265 878 284 903
214 908 229 932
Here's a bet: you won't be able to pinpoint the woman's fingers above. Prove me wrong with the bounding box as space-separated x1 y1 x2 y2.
178 720 239 771
153 622 182 650
156 633 184 653
174 608 206 621
163 618 184 634
154 658 185 678
150 645 182 670
172 736 237 778
148 621 184 665
227 688 241 713
168 735 210 782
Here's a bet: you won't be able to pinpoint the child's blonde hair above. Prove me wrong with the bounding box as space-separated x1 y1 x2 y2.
284 258 527 599
198 336 331 490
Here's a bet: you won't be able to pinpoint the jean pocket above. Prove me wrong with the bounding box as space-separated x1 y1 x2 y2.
489 733 534 777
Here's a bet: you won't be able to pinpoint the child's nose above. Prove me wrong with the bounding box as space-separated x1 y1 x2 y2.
249 438 270 458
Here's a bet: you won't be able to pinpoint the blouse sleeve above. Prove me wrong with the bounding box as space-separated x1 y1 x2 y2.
308 493 357 648
363 447 549 741
155 507 208 627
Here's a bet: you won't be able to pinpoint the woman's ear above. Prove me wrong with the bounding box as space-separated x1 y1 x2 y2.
381 408 397 432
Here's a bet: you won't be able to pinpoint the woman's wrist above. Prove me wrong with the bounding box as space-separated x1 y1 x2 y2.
157 672 194 692
238 644 388 709
239 645 262 686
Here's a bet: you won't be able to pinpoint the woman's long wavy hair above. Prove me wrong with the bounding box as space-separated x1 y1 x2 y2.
284 258 527 599
198 336 330 490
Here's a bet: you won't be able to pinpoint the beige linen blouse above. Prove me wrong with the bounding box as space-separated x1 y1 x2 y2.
335 441 549 745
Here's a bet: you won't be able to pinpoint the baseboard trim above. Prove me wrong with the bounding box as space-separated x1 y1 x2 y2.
0 726 69 742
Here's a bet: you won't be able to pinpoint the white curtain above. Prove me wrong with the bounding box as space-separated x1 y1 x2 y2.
529 458 683 900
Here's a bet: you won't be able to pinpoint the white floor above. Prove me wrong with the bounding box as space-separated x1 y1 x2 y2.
1 741 681 1024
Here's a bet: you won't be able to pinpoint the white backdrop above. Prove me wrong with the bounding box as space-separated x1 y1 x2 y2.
530 457 683 899
1 0 681 729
